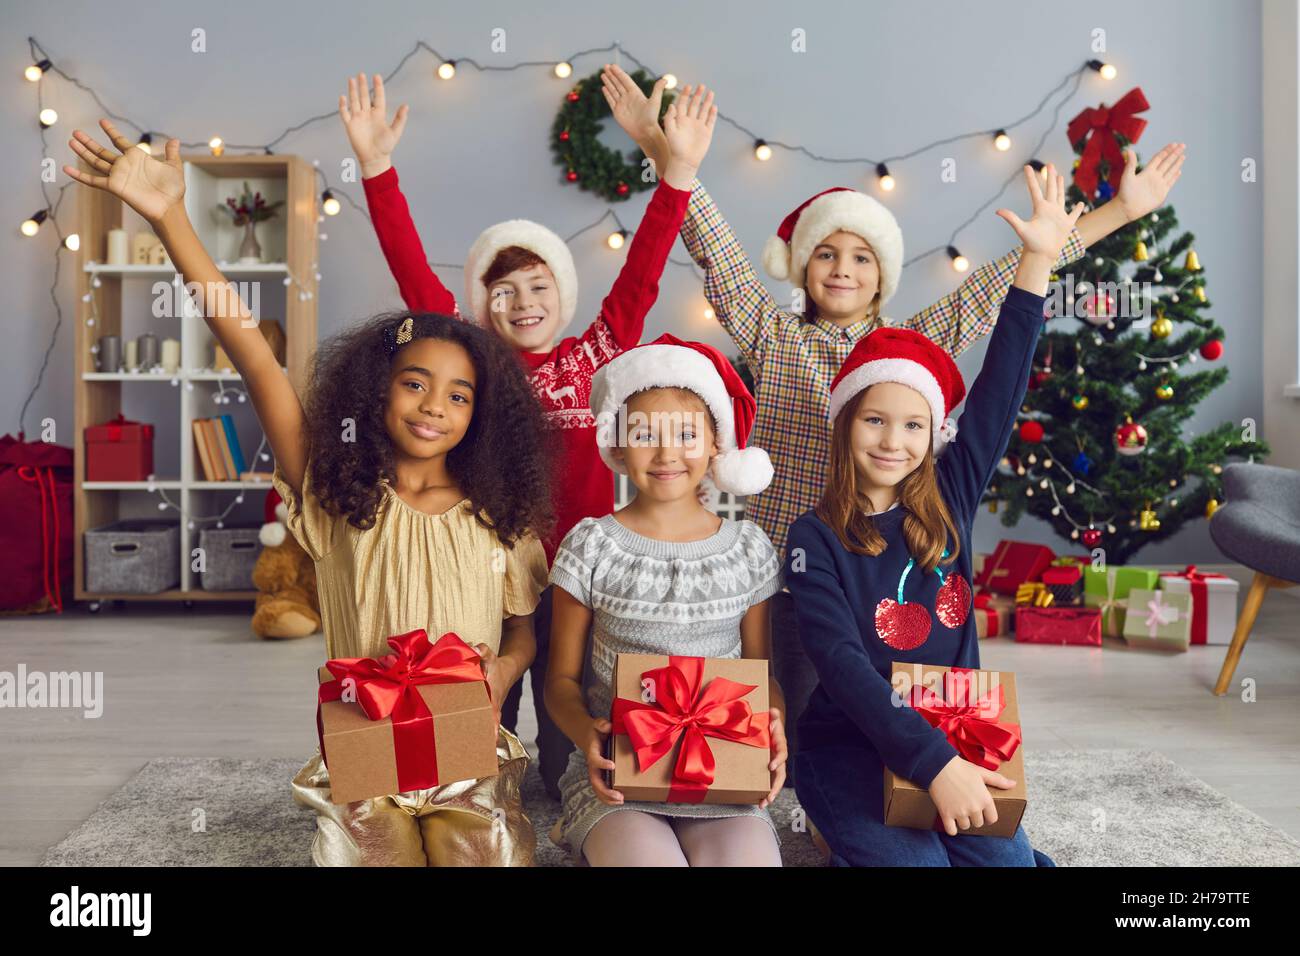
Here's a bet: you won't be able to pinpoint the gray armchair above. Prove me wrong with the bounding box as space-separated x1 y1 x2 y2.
1209 463 1300 695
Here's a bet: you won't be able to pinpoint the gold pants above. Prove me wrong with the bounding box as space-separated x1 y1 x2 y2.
292 726 537 866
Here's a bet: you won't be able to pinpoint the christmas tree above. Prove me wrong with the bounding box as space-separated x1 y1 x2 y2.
984 89 1267 564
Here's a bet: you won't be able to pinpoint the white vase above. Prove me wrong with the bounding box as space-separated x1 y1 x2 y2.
238 221 262 264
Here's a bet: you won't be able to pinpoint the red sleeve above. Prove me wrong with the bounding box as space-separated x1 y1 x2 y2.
361 166 460 316
581 179 691 354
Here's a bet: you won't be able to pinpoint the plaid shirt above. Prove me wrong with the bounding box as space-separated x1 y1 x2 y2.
679 179 1087 562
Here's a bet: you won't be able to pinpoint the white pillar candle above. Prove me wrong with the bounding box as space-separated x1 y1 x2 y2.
123 338 138 371
161 338 180 373
106 228 129 265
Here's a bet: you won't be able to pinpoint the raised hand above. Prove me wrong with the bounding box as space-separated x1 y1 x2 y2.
338 72 408 179
600 63 668 154
663 83 717 173
63 120 185 224
996 163 1086 260
1116 142 1185 222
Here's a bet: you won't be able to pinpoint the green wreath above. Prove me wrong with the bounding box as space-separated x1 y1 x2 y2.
550 68 675 202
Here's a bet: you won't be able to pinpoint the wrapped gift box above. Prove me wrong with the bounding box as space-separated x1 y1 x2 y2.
1042 565 1083 606
974 540 1055 596
609 653 771 804
316 629 498 804
974 591 1015 638
1015 605 1102 645
1083 565 1161 637
1159 566 1240 646
1016 581 1055 607
85 414 154 482
885 662 1026 838
1122 588 1194 652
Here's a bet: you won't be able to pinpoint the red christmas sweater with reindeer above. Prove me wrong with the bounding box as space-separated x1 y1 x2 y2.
783 285 1046 789
362 167 691 563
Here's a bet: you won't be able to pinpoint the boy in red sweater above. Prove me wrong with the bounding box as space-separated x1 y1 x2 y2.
338 72 716 797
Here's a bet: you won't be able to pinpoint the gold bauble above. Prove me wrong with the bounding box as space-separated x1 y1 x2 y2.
1151 316 1173 339
1155 382 1174 401
1071 393 1090 410
1133 240 1149 262
1205 498 1219 519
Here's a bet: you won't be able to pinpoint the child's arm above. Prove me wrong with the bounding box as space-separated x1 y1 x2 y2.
938 164 1083 520
574 83 714 357
339 73 460 315
907 142 1184 357
603 65 786 372
544 586 625 805
783 518 961 789
64 123 309 495
739 598 788 809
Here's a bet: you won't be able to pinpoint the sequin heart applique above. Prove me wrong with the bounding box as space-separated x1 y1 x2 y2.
935 572 971 629
874 597 932 650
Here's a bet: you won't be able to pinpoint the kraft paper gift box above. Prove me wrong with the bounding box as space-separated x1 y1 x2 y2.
974 591 1014 638
885 662 1026 838
1083 565 1161 637
1121 588 1194 652
608 653 771 804
1014 605 1103 645
1158 566 1240 646
316 629 498 805
974 540 1056 596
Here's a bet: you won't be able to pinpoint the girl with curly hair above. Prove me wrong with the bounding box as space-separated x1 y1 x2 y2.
65 120 554 867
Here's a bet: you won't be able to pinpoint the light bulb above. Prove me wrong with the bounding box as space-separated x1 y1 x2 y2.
64 233 80 251
606 230 627 250
39 108 58 127
20 210 47 237
209 136 224 156
662 74 678 90
947 246 968 273
438 61 456 80
553 62 572 79
993 129 1011 151
321 190 340 216
136 133 153 154
876 163 895 191
25 59 50 82
754 140 772 162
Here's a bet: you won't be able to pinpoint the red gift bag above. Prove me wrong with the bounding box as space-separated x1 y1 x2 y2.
0 434 74 613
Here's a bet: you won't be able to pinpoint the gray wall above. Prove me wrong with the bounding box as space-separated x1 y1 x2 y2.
1 0 1267 562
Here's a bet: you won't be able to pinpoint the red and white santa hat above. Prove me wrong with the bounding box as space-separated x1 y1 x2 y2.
762 187 904 306
590 333 773 496
828 327 967 452
464 220 579 331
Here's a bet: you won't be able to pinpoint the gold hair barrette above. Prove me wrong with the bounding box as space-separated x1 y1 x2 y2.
395 317 414 345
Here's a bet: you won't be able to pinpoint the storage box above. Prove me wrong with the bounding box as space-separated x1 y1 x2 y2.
84 519 179 593
198 525 262 590
609 653 771 804
85 414 154 482
316 630 498 804
885 662 1026 838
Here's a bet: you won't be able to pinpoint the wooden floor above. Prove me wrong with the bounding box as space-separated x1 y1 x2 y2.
2 565 1297 866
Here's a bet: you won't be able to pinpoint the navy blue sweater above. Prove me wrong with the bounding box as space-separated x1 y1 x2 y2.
783 285 1046 789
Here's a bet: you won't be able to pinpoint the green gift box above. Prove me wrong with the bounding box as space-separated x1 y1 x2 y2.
1121 588 1193 652
1083 566 1160 637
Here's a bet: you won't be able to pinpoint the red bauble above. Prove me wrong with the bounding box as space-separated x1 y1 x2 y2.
559 130 570 142
1082 528 1103 548
1082 291 1115 326
1200 339 1223 361
1019 421 1045 443
935 574 971 629
874 598 931 650
566 90 580 102
616 182 629 196
566 170 578 182
1114 420 1149 456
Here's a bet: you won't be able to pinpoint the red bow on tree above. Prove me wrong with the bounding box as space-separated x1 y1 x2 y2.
610 656 770 802
1067 87 1149 199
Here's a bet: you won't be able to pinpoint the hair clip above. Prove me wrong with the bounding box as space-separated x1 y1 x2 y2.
395 316 413 345
383 316 415 356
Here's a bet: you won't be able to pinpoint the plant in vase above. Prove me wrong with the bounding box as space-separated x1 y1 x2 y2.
216 181 284 264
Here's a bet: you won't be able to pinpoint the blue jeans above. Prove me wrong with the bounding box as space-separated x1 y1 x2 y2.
794 744 1053 867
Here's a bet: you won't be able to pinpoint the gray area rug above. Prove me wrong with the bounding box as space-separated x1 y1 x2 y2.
40 750 1300 866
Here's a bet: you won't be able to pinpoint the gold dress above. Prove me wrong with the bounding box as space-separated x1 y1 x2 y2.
273 463 550 866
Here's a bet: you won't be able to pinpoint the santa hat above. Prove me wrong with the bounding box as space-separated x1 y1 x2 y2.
259 488 289 547
590 333 773 496
827 327 966 453
464 220 578 331
762 187 904 306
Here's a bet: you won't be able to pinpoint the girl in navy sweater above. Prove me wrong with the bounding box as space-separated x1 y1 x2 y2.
783 164 1083 866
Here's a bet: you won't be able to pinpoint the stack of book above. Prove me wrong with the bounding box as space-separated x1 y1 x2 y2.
192 414 256 481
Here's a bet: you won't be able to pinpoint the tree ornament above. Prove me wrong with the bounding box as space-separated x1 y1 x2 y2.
1205 498 1219 519
1071 393 1090 410
1114 416 1149 456
1184 248 1201 271
566 169 578 182
1071 451 1093 475
1195 285 1207 303
1133 239 1149 261
559 129 570 142
1139 507 1161 531
1150 314 1173 340
1200 339 1223 361
1019 421 1045 443
1155 381 1174 401
1082 527 1103 548
1082 290 1115 326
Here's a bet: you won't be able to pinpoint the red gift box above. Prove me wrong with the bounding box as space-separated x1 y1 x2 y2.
1041 565 1083 606
975 540 1055 596
974 591 1014 638
85 414 154 481
1014 606 1102 645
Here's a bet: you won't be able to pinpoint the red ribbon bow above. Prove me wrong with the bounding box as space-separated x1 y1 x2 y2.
1068 86 1149 198
610 656 770 802
905 667 1022 771
1159 565 1228 645
316 629 487 793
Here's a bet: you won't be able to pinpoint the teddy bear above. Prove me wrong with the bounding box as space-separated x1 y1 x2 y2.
250 488 321 640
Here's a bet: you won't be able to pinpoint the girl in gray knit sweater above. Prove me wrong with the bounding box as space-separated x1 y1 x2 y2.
544 334 788 865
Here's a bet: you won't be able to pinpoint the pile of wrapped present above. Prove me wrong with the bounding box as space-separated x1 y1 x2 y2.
971 539 1240 653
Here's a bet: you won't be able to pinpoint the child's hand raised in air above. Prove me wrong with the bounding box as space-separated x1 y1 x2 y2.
63 120 185 224
996 163 1086 260
601 63 670 166
338 72 408 179
1115 142 1185 222
662 83 717 180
